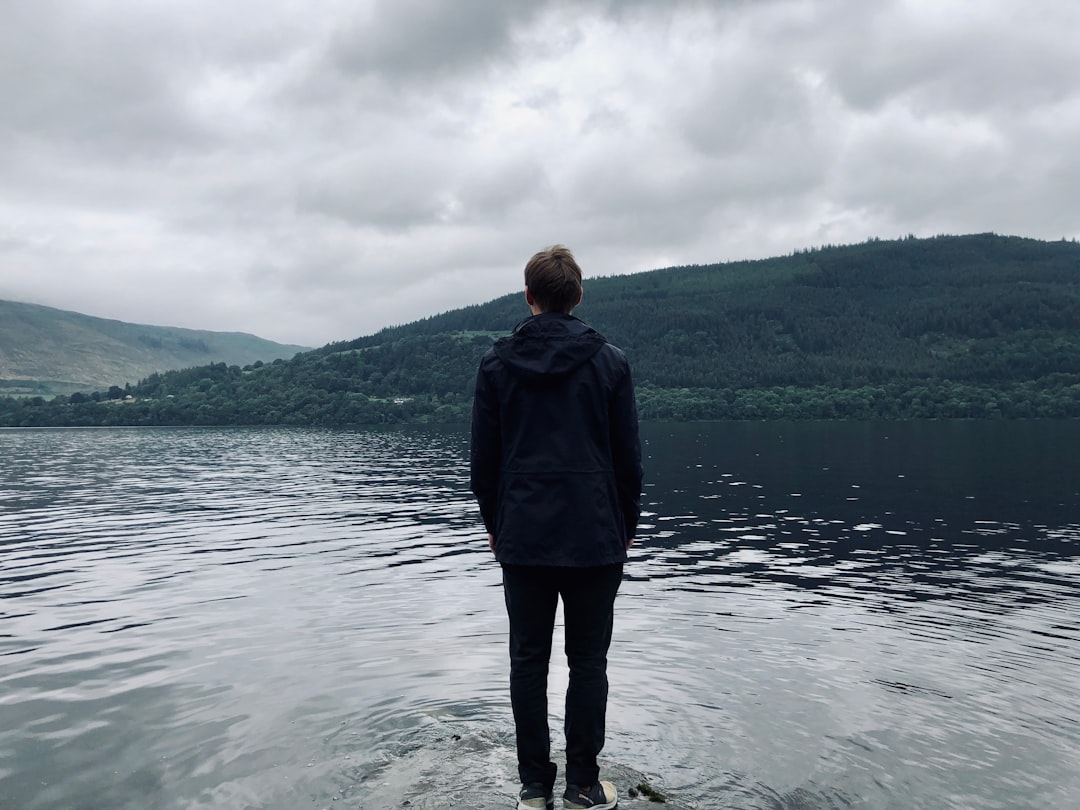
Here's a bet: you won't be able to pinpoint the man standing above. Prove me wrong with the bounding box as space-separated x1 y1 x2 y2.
470 246 643 810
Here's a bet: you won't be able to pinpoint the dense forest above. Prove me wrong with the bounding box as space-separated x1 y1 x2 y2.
2 233 1079 427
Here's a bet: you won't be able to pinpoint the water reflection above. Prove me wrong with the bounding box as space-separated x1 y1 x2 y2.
2 423 1079 808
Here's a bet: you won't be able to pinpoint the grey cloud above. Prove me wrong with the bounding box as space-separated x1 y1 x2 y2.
323 0 733 84
2 0 1078 347
678 65 824 159
1 0 331 158
3 4 204 158
329 0 541 81
806 2 1080 116
455 158 552 224
294 153 452 230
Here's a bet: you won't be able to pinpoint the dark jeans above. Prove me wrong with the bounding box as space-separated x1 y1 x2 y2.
501 563 623 789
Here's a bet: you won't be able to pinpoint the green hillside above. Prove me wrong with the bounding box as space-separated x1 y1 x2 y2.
0 300 309 397
2 233 1079 426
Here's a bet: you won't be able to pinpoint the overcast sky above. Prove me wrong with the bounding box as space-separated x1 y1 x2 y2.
2 0 1078 347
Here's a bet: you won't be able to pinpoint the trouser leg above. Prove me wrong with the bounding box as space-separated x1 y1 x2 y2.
561 563 623 787
502 564 559 789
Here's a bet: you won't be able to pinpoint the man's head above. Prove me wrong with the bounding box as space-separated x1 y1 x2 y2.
524 245 583 314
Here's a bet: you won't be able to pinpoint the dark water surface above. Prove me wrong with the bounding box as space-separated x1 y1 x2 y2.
2 422 1078 809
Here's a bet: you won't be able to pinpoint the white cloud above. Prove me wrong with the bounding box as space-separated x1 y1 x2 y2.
1 0 1077 346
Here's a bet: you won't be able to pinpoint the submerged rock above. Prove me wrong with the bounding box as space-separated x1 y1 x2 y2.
337 723 696 809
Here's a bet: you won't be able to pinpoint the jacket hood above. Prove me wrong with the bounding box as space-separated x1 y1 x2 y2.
493 313 606 384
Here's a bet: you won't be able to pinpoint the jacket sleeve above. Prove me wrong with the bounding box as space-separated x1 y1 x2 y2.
469 360 501 536
609 361 643 539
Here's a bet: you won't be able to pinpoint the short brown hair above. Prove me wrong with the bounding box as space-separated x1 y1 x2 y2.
524 245 582 313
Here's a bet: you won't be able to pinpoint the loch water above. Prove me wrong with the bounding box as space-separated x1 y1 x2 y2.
1 422 1078 809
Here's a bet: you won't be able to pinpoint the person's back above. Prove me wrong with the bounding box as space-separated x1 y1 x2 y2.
470 245 642 810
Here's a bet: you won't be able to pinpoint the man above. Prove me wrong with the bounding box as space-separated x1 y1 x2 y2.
470 245 643 810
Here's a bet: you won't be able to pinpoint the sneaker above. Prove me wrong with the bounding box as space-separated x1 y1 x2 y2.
563 780 618 809
518 781 554 810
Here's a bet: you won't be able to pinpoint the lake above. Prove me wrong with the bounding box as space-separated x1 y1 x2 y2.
1 422 1079 809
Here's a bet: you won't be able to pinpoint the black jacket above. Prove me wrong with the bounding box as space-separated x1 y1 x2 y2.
470 312 643 566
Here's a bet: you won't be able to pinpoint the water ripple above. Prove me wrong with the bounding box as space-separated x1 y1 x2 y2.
2 424 1080 808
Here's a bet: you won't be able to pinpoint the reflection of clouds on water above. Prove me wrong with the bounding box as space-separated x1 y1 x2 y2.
637 421 1080 614
627 420 1080 806
3 423 1080 808
0 426 502 809
1036 557 1080 576
1 667 245 810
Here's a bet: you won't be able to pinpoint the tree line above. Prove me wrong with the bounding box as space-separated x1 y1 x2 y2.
2 233 1079 426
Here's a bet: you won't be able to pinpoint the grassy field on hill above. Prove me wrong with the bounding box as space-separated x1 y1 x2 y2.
0 300 308 397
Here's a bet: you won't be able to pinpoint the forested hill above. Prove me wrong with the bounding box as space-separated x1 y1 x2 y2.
0 299 309 398
3 233 1079 426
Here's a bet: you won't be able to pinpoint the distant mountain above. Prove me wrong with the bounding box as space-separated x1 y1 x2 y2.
0 300 310 397
2 233 1079 425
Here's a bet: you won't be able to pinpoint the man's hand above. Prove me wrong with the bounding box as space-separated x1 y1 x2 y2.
488 533 496 554
626 537 634 549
